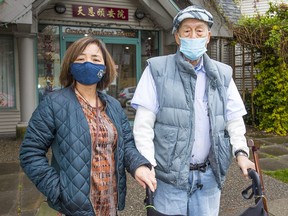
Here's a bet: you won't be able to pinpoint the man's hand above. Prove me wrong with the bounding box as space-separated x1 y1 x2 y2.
236 156 255 178
135 166 157 192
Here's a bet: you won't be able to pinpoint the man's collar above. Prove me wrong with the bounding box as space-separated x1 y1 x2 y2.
179 50 204 70
194 56 204 73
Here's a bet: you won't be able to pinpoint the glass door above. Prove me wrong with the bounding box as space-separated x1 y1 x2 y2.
63 36 139 119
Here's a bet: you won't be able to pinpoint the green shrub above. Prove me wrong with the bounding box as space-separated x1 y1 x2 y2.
233 3 288 135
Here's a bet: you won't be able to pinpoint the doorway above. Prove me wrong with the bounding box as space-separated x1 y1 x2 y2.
37 25 160 122
63 36 139 119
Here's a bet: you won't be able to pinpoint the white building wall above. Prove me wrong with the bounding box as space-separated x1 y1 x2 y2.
239 0 288 16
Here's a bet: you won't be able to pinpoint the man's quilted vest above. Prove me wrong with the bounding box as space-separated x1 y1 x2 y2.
148 51 232 189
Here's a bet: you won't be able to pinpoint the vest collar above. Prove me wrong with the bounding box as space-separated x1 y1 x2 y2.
176 50 196 76
175 50 221 85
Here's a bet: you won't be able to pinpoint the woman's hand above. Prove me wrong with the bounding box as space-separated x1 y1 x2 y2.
135 166 157 192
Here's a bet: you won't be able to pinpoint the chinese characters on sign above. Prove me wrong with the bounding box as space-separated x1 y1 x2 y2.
72 5 128 21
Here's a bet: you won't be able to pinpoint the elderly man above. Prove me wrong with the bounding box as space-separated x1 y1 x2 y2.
131 5 255 216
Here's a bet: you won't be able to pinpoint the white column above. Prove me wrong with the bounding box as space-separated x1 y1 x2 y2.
16 35 37 136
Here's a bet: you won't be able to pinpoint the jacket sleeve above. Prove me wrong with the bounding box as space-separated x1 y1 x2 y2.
19 95 60 205
133 106 157 166
121 108 152 177
226 117 249 157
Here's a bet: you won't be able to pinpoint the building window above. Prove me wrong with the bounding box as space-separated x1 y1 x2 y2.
171 0 192 10
0 36 15 108
141 31 159 72
37 25 60 102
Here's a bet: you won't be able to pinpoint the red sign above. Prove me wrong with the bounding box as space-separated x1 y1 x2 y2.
72 5 128 21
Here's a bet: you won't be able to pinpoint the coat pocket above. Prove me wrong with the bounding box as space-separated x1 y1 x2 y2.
154 124 178 172
217 130 232 176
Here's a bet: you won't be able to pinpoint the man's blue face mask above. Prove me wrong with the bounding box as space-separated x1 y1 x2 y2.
179 36 208 61
70 62 106 85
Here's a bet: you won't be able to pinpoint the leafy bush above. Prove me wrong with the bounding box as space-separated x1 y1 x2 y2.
233 3 288 135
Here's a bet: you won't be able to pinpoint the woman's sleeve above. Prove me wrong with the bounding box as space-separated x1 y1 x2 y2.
19 96 60 205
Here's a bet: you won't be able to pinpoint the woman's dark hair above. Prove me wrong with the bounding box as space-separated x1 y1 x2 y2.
59 36 117 90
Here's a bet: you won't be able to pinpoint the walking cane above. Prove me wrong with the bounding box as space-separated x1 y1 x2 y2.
247 139 269 213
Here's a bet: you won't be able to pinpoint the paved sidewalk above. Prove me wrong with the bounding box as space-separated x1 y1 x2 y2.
0 133 288 216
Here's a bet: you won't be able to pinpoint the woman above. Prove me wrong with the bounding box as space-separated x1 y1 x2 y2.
19 37 156 216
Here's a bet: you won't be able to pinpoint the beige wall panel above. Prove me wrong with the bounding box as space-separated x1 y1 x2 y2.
0 111 20 135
